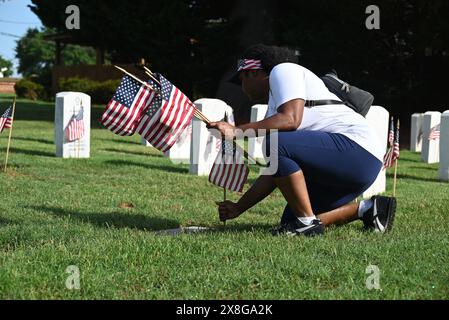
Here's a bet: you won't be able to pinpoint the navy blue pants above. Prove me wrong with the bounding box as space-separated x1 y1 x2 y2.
267 130 382 221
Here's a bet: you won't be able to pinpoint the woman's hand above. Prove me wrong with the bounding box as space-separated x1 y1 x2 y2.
216 200 242 222
207 121 236 140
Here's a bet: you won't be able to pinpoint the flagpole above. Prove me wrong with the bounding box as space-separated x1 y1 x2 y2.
4 96 17 173
393 158 398 197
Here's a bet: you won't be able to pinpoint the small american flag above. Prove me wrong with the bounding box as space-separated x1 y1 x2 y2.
383 147 393 169
388 117 394 147
137 74 194 153
66 108 85 142
209 139 249 193
101 75 156 136
383 119 400 168
0 106 13 133
392 120 400 162
428 124 440 141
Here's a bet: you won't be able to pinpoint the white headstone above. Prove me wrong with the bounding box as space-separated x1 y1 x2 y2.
410 113 424 152
439 111 449 181
363 106 389 199
421 111 441 164
55 92 90 158
164 122 192 164
190 99 234 176
248 104 268 160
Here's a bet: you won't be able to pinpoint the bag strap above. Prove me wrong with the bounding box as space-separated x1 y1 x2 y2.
305 100 344 107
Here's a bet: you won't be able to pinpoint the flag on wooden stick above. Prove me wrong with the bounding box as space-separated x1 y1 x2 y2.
0 106 13 133
388 116 394 147
209 139 249 193
383 147 394 169
392 120 400 162
101 75 157 136
137 74 194 153
383 118 400 169
66 107 85 142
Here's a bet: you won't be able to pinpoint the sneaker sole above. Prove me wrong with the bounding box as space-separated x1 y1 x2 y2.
288 225 324 237
385 197 397 232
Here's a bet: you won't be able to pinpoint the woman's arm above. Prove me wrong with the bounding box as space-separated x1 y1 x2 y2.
218 174 277 221
208 99 305 139
239 98 305 132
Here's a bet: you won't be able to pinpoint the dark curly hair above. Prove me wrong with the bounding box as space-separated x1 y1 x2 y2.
241 44 299 73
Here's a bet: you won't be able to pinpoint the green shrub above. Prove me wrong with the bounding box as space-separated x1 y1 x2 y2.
90 80 121 104
58 77 94 94
59 77 120 104
15 79 45 101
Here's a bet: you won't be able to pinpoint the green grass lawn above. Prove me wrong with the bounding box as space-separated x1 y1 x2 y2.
0 95 448 300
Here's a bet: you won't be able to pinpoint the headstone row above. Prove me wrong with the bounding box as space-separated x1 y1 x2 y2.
55 93 447 195
410 111 449 182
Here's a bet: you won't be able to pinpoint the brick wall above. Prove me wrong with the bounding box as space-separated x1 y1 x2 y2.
0 79 19 94
52 64 147 94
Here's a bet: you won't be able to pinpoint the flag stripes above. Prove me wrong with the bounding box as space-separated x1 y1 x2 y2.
383 119 400 168
209 140 249 192
0 106 13 133
66 108 85 142
101 76 156 136
428 125 440 141
388 117 394 147
137 75 194 153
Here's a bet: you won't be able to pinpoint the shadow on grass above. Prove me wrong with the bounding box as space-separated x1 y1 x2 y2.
101 148 164 158
0 216 17 226
13 137 54 145
95 137 141 146
387 173 441 183
215 222 275 233
29 206 179 231
13 100 54 122
408 166 439 172
104 159 189 174
2 147 54 158
399 157 422 164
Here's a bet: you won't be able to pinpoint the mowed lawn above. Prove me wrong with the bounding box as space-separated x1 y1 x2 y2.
0 95 448 300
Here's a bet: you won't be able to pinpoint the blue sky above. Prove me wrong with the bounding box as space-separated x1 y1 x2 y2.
0 0 43 76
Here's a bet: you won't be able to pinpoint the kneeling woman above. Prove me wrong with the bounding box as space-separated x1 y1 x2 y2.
208 44 396 236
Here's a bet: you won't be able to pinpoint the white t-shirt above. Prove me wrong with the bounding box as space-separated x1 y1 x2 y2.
266 63 384 162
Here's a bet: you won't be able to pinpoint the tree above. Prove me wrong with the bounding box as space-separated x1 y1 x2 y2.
0 55 13 77
15 27 96 89
29 0 239 98
29 0 449 123
275 0 449 118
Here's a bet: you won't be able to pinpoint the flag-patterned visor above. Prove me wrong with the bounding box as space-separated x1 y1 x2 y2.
237 59 263 72
229 59 263 85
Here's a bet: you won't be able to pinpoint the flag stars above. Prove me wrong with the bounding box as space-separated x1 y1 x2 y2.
113 76 141 108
